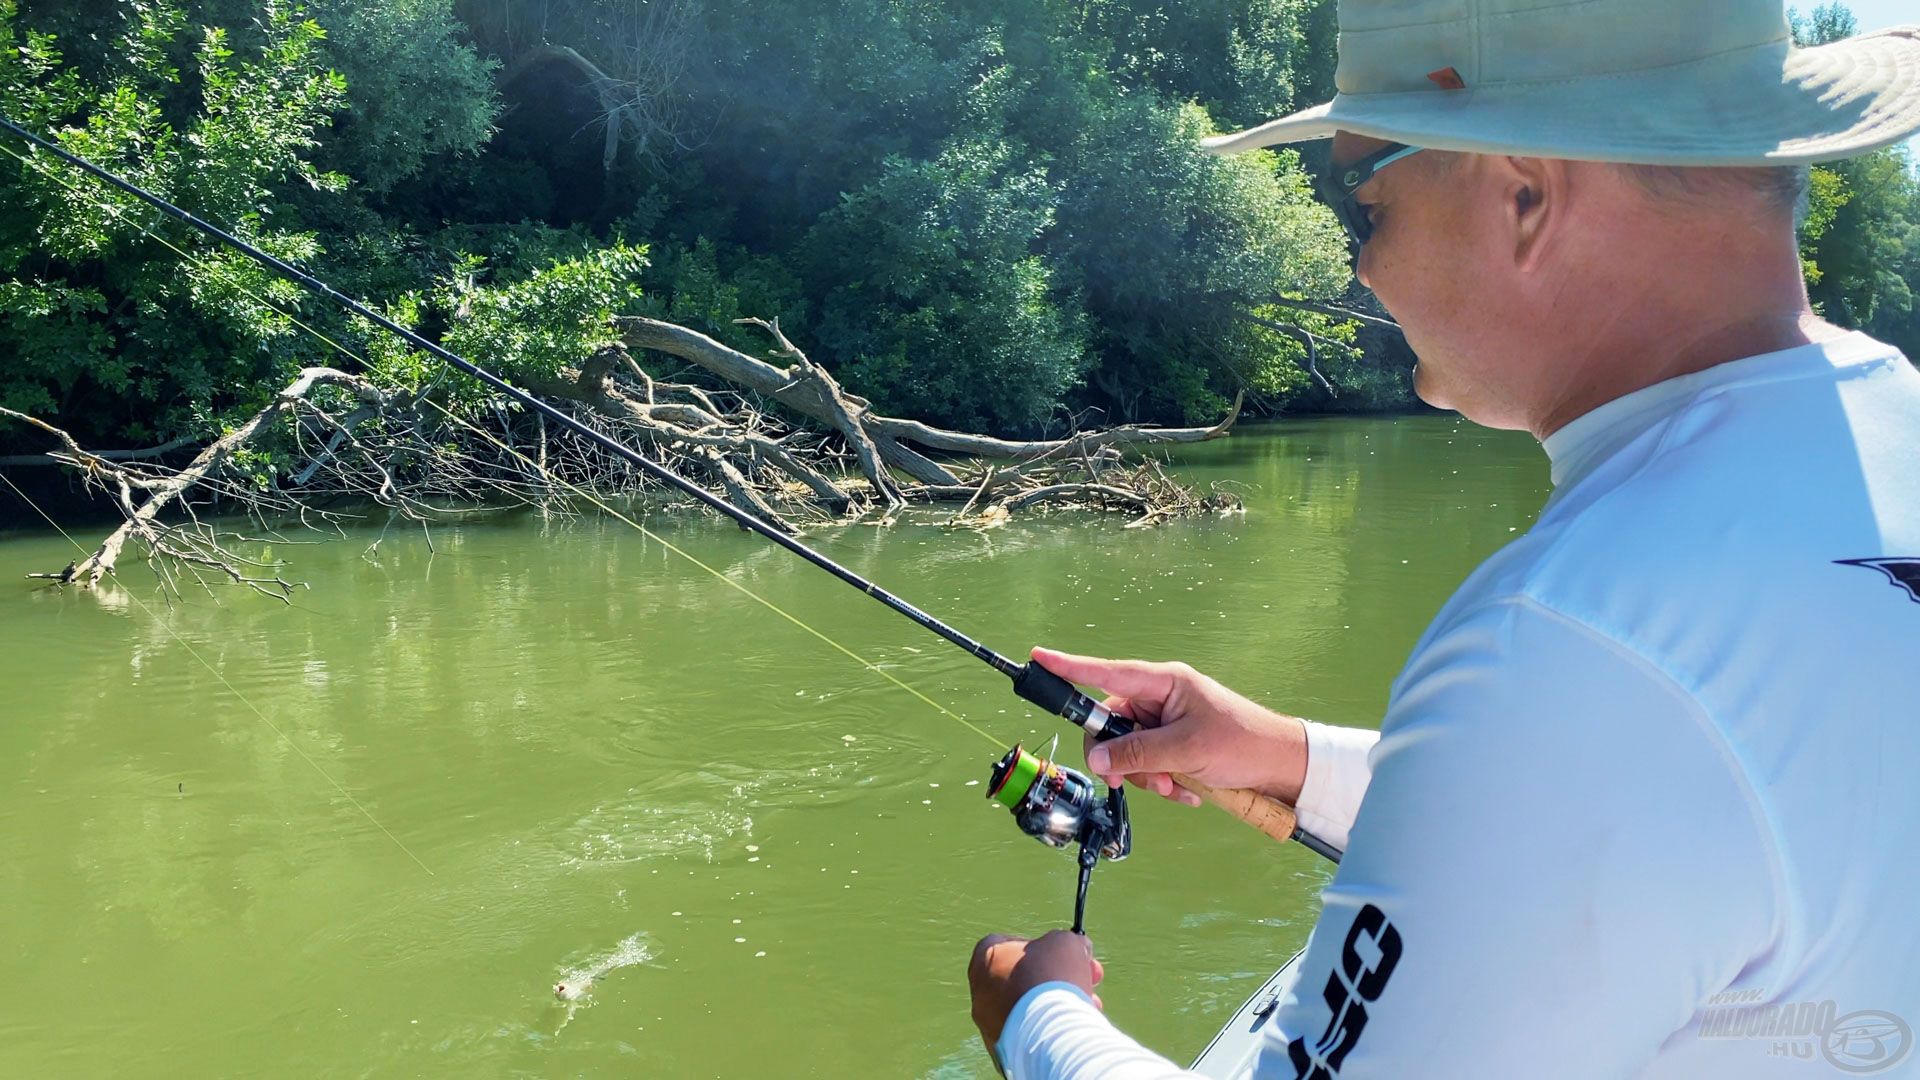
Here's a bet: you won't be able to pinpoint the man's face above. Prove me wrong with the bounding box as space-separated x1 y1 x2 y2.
1327 132 1525 425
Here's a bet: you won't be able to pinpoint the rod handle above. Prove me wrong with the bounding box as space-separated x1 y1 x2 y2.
1171 774 1301 846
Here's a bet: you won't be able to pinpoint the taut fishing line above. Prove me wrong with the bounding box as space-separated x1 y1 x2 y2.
414 388 1013 749
0 118 1015 865
1 111 1338 929
0 130 1004 750
0 469 437 876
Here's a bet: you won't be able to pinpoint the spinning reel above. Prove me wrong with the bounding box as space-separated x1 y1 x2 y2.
986 738 1132 934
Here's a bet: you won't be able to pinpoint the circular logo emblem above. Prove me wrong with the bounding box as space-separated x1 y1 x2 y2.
1823 1010 1912 1074
1343 170 1361 187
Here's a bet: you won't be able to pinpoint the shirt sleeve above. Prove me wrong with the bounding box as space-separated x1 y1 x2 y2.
1258 596 1780 1079
998 984 1195 1080
1295 720 1380 852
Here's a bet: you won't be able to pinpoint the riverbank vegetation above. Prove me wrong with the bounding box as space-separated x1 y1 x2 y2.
1 1 1915 582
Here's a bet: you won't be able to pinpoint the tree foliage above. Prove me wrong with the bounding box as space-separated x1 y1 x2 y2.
807 136 1088 431
1 0 1915 466
0 0 348 443
2 0 1364 450
1791 4 1920 359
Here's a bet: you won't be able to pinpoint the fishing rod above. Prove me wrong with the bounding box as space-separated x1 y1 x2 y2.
0 114 1341 926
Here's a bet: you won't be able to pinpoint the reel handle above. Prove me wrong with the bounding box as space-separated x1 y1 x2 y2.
1012 662 1308 849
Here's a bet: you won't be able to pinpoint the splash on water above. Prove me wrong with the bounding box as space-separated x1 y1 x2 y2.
552 932 655 1033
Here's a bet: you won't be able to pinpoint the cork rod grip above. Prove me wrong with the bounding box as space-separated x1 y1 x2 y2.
1171 773 1300 845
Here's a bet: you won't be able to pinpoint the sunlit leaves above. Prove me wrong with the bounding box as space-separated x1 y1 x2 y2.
0 0 348 444
1050 98 1352 421
440 243 651 385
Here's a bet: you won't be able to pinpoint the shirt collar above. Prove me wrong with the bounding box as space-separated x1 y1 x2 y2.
1540 330 1894 490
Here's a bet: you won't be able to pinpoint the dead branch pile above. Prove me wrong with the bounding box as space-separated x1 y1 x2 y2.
1 317 1243 597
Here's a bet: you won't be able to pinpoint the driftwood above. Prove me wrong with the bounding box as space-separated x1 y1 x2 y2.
3 316 1244 595
0 433 200 467
614 315 1240 482
3 367 385 598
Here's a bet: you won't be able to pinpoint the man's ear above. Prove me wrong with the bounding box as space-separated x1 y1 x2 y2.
1498 156 1567 273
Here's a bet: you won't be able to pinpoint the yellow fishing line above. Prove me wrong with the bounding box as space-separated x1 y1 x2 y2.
0 470 436 876
417 395 1006 749
3 131 1007 753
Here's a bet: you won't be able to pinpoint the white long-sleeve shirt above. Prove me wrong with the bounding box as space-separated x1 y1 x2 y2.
998 331 1920 1079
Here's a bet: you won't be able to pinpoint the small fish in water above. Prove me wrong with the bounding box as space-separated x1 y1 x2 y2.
551 932 652 1015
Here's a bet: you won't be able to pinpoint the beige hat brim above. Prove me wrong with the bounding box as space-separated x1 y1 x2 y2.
1202 25 1920 165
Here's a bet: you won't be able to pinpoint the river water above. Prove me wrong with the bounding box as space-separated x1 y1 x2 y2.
0 416 1547 1077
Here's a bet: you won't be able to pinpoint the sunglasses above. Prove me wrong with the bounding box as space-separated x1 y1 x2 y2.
1317 142 1426 250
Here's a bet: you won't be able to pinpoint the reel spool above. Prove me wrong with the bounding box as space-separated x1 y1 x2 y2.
987 741 1132 933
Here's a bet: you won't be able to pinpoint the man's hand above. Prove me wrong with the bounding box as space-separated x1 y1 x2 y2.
968 931 1105 1058
1031 646 1310 806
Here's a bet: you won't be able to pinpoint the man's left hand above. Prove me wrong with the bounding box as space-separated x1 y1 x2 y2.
968 930 1106 1060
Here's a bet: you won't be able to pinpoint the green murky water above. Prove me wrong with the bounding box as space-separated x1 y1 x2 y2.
0 416 1547 1077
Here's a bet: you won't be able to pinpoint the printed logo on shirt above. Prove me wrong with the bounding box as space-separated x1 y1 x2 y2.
1836 558 1920 604
1701 988 1912 1074
1287 903 1403 1080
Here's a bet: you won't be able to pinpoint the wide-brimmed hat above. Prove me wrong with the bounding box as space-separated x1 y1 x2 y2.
1201 0 1920 165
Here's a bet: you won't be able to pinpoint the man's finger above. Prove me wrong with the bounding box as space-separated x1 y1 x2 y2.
1084 723 1195 778
1031 646 1177 701
971 934 1016 972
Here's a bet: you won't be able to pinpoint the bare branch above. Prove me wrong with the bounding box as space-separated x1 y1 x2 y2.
1244 315 1335 396
11 312 1244 596
1264 296 1402 330
0 431 200 466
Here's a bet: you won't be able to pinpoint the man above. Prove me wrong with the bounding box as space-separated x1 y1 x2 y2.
968 1 1920 1076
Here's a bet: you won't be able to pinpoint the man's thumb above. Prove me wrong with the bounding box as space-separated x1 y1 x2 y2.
1086 724 1187 776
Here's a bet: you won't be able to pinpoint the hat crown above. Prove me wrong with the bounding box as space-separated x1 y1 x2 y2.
1335 0 1791 96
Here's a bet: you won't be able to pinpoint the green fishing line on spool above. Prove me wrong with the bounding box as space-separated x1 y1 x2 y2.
988 744 1046 811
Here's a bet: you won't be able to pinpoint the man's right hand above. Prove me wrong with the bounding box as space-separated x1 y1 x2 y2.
1030 646 1310 807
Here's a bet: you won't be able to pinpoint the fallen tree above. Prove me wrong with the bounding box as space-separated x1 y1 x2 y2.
3 316 1244 596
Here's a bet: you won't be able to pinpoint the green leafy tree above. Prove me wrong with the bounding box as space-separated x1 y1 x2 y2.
1 0 1383 453
1788 2 1857 48
1076 0 1313 129
645 0 1355 427
1047 98 1352 422
1789 3 1920 356
439 243 651 386
0 0 348 445
303 0 496 195
1806 151 1916 329
1797 165 1850 286
805 136 1088 431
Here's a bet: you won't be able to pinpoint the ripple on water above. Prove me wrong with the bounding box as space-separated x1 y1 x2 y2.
552 754 931 869
562 796 755 867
